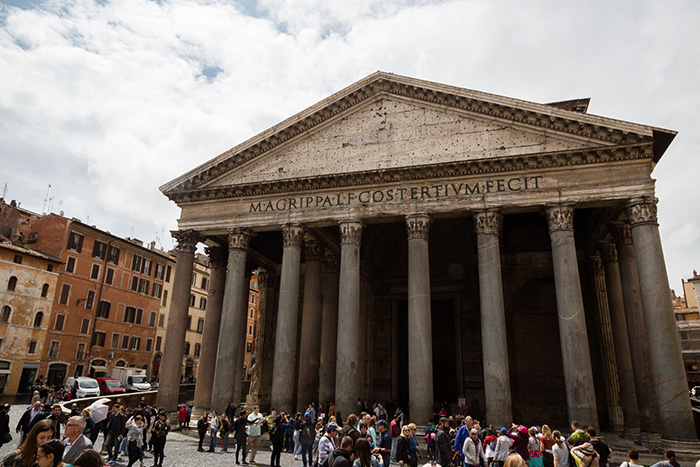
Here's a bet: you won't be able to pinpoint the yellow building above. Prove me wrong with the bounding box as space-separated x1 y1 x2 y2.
0 238 61 396
676 272 700 383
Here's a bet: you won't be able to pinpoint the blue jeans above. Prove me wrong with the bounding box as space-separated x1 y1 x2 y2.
301 440 314 467
209 431 217 451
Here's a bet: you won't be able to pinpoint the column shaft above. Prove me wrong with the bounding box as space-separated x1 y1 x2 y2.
157 230 200 411
546 205 598 426
297 240 324 410
233 273 250 405
247 271 278 411
193 247 227 410
610 221 661 434
270 224 304 413
600 243 640 433
627 198 696 440
474 210 512 427
406 214 434 425
335 220 363 418
318 254 340 407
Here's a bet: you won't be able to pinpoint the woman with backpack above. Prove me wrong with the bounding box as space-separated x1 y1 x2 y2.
551 431 571 467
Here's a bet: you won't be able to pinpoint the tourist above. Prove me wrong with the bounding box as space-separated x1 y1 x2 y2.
569 422 588 447
62 415 94 464
35 439 65 467
73 449 106 467
395 425 413 467
293 412 303 459
328 436 354 467
177 405 187 432
354 437 383 467
529 428 544 467
270 415 286 467
407 423 420 467
196 412 208 453
2 419 55 467
151 411 169 467
509 426 530 465
540 425 556 467
619 449 643 467
505 454 528 467
0 404 11 449
318 421 340 466
483 427 498 466
376 420 392 464
494 427 513 467
283 412 294 453
220 414 232 452
246 406 264 463
300 412 316 467
233 410 249 464
650 450 681 467
104 405 126 464
551 431 570 467
571 442 600 467
435 417 452 467
82 409 96 442
208 411 219 453
463 428 486 467
15 400 45 443
389 415 400 461
340 415 360 443
586 428 610 467
125 415 144 467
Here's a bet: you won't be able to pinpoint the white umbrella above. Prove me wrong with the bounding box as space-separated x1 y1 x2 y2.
84 398 111 423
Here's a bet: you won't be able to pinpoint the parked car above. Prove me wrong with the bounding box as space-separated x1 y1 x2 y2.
64 377 100 399
111 367 151 392
96 377 125 395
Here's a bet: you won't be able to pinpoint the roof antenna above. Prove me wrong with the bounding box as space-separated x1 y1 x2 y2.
42 184 52 214
1 182 7 200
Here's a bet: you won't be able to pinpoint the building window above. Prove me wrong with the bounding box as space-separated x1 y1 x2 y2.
194 343 201 357
108 246 120 265
130 276 139 291
65 257 76 273
47 264 53 272
191 273 196 286
124 307 136 324
85 290 95 310
76 343 85 360
248 325 252 335
132 255 142 271
145 338 153 352
92 332 106 347
199 297 207 310
187 315 192 330
92 240 107 260
154 263 164 280
189 295 195 307
7 276 17 291
249 309 254 318
130 337 141 351
28 340 37 354
96 301 110 319
67 232 84 252
13 255 22 264
0 306 11 323
155 336 162 351
90 264 100 280
138 279 149 294
54 314 65 331
58 284 70 305
111 333 120 349
33 312 43 328
197 318 204 333
149 311 157 327
246 342 253 352
151 283 162 299
201 277 208 290
142 259 152 276
115 359 126 367
48 341 60 358
105 268 114 285
121 335 129 349
184 342 190 355
41 283 49 298
165 265 172 282
162 290 168 307
158 313 165 328
136 308 143 325
80 318 90 334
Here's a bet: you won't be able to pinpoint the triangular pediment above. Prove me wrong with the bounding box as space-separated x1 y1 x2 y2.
161 72 674 202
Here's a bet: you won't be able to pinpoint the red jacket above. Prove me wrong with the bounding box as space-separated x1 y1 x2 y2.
178 407 187 422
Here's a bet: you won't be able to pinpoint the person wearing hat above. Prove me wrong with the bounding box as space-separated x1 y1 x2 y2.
318 422 341 466
375 420 392 463
508 425 530 464
301 412 316 467
495 428 513 467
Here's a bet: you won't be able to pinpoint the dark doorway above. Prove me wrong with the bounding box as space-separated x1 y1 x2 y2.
47 364 67 389
17 367 37 394
397 298 458 415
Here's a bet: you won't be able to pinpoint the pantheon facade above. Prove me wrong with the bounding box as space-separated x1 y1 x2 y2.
156 72 697 442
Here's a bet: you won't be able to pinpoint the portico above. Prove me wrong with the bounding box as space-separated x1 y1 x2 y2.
157 72 696 440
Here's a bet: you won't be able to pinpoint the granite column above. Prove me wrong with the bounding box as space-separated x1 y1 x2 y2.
318 253 340 407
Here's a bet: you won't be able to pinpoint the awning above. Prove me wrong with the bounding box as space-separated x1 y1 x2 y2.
91 365 107 372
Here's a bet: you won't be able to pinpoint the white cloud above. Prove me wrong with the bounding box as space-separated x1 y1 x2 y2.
0 0 698 285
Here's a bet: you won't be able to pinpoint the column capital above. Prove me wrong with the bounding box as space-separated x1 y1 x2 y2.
281 224 305 248
171 229 201 253
304 238 324 262
205 246 228 267
322 251 340 274
545 204 575 233
257 269 269 287
339 219 363 244
473 210 503 236
626 197 658 227
609 221 633 246
228 228 255 250
599 242 618 263
589 255 604 275
406 213 432 240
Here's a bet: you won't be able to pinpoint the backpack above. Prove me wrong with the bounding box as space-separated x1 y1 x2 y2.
489 438 497 452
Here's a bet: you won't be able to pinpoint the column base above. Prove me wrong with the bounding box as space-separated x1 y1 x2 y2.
610 422 624 435
623 426 641 437
638 432 662 452
660 437 700 456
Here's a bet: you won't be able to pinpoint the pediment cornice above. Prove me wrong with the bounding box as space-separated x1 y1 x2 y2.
168 142 653 203
161 72 666 200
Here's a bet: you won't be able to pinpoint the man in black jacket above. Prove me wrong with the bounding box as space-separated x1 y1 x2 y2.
105 405 126 464
0 404 11 448
436 417 452 467
340 414 360 442
15 400 47 443
328 436 354 467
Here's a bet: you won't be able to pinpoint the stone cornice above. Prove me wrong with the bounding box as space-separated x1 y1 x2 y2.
167 143 653 203
161 72 662 200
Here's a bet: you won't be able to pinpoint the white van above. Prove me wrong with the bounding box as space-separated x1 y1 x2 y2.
64 377 100 399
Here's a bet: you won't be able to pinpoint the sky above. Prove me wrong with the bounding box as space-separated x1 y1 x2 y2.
0 0 698 292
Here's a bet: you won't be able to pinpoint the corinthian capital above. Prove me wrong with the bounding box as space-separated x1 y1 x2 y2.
609 221 633 246
626 197 658 226
281 224 304 248
545 204 575 233
406 214 431 240
589 255 604 275
473 210 502 236
304 238 324 262
171 230 201 253
205 246 228 268
228 228 255 250
339 219 363 244
322 251 340 274
599 242 618 263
